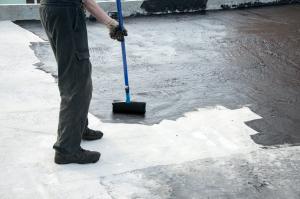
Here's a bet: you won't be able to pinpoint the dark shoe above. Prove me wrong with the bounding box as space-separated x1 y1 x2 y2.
54 148 100 164
82 128 104 141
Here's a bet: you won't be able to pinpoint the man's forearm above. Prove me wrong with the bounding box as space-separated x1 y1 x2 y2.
82 0 116 26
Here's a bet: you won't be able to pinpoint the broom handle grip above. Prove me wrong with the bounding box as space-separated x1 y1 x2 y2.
116 0 131 103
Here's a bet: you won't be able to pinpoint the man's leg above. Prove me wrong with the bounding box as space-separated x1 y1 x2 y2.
40 4 100 164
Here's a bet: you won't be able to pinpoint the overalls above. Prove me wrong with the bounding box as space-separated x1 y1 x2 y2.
40 0 92 153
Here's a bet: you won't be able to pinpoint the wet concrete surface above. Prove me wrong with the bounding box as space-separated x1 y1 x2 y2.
16 5 300 146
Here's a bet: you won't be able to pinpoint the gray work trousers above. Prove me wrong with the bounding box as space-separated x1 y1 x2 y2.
40 0 92 153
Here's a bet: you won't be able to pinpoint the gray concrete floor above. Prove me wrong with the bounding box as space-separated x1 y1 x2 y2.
13 4 300 198
100 147 300 199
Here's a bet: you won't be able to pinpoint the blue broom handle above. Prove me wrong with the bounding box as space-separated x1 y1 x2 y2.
116 0 131 103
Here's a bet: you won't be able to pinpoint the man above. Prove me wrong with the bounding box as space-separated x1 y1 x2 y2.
39 0 127 164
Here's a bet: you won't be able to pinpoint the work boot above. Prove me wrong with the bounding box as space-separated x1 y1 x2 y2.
54 148 100 164
82 128 104 141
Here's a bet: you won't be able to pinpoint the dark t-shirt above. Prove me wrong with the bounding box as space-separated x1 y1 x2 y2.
40 0 82 6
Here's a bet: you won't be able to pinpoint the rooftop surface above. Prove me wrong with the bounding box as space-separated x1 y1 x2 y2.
1 4 300 199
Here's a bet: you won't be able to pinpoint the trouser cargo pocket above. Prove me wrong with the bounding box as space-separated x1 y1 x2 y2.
75 51 90 61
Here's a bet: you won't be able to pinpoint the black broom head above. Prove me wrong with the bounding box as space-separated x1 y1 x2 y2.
112 101 146 115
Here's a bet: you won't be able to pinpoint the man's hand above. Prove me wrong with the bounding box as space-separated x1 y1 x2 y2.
106 19 128 42
82 0 128 41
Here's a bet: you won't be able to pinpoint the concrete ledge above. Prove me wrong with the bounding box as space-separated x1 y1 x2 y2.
0 1 143 21
0 4 39 21
0 0 299 21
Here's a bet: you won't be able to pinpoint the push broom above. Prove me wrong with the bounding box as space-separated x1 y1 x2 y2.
112 0 146 115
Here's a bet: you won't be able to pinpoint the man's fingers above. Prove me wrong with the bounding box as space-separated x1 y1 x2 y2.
117 37 124 42
109 32 116 40
116 32 124 41
123 29 128 36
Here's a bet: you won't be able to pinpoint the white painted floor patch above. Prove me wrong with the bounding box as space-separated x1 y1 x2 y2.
86 105 262 177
